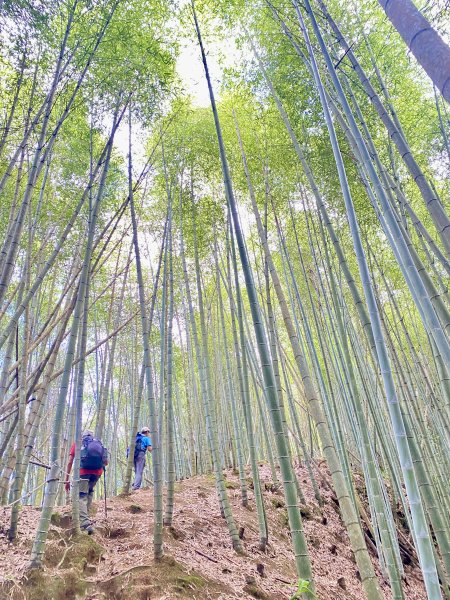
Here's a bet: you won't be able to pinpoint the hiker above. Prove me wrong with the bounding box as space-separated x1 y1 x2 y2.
65 429 108 533
132 426 152 490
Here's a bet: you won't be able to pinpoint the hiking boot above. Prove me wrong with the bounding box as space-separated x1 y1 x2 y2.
81 522 94 535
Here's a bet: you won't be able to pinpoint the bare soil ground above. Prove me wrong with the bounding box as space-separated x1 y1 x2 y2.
0 462 428 599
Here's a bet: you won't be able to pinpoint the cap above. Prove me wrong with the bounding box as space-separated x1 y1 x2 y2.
82 429 94 438
141 426 150 434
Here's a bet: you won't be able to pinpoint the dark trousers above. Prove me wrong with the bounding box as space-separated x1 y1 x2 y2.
132 451 146 489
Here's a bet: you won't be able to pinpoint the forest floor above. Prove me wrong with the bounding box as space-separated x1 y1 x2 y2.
0 462 428 599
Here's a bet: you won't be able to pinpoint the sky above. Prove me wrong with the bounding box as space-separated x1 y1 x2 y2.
176 32 239 108
110 25 250 256
177 40 213 108
114 26 240 162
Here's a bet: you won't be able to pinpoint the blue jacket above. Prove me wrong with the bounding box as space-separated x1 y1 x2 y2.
127 434 152 458
138 434 152 451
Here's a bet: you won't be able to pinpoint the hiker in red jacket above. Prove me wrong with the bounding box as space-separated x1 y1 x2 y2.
65 429 108 533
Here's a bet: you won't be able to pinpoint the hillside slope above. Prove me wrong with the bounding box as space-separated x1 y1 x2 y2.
0 463 428 599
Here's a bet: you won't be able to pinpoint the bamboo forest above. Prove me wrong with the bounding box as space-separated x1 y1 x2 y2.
0 0 449 598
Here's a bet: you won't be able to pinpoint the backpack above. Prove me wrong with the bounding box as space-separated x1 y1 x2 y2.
80 436 107 470
134 433 144 459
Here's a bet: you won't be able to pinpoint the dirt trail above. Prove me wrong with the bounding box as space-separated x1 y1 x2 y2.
0 463 428 599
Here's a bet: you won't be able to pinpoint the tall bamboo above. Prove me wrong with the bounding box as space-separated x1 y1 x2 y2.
193 3 314 589
295 1 441 594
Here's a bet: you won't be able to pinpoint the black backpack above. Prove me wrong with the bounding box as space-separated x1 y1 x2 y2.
80 436 107 470
134 433 144 459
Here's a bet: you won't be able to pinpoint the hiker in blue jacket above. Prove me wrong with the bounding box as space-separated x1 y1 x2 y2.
132 426 152 490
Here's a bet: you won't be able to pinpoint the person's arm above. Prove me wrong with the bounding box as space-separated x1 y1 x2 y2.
146 437 152 453
65 455 74 492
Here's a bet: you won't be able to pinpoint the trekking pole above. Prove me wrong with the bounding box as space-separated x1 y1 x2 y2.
103 467 108 519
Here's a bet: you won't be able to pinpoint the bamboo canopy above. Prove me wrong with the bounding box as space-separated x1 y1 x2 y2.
0 0 449 597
